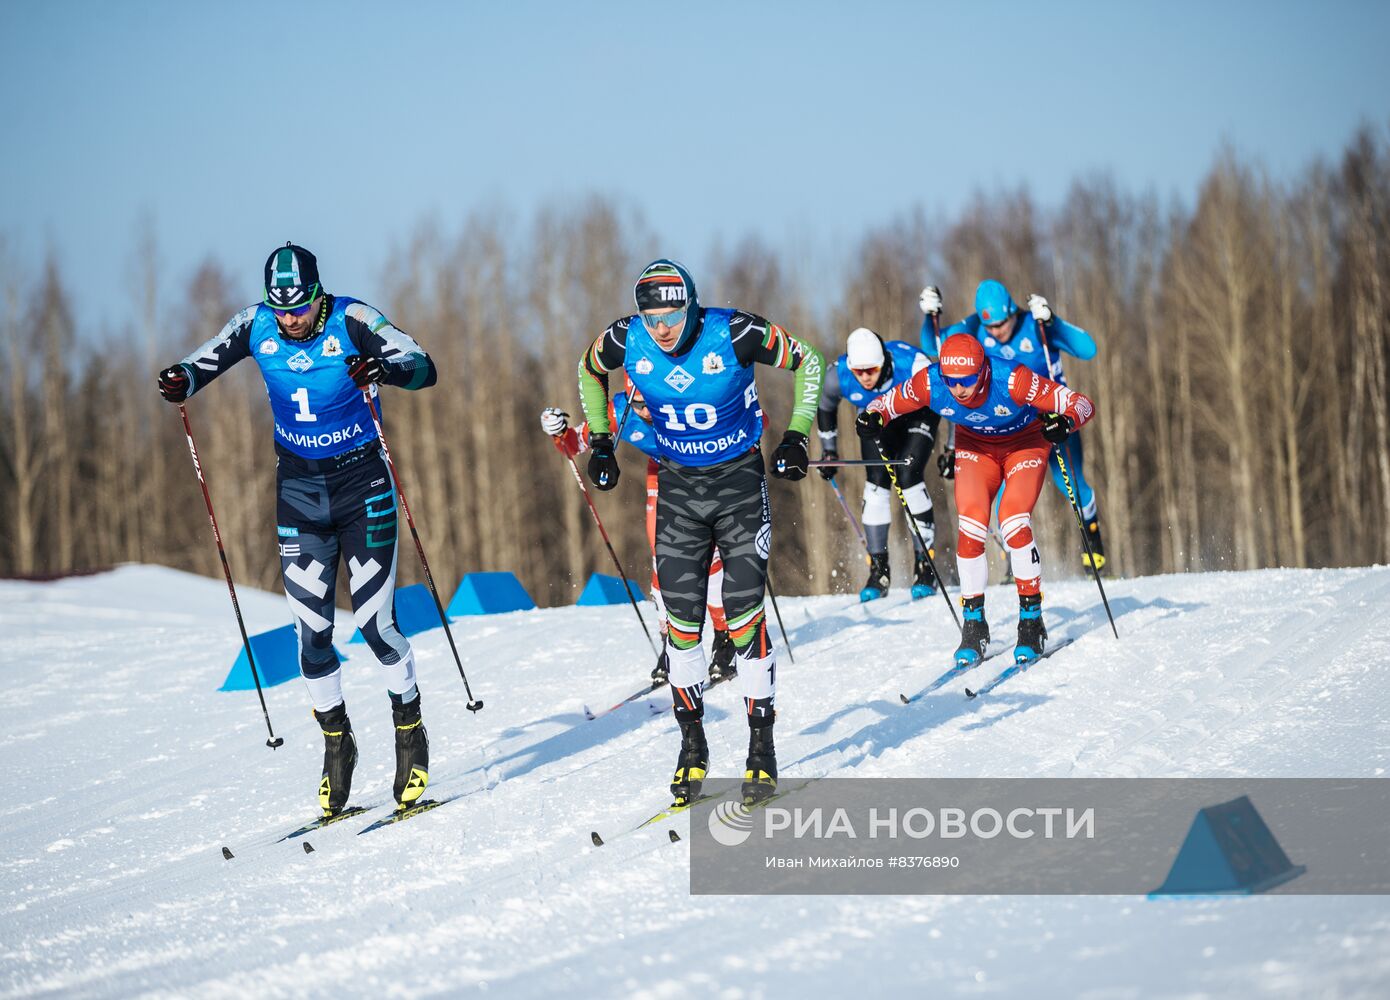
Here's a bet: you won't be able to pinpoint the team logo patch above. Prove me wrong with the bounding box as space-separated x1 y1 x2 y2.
702 351 725 375
938 406 956 416
635 357 654 375
755 523 772 559
259 339 278 355
664 365 695 393
286 350 314 373
630 429 645 442
1019 338 1034 353
966 412 989 422
994 404 1011 417
849 391 865 403
322 335 343 358
1001 346 1016 359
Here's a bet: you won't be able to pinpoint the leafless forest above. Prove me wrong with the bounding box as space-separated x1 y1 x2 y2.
3 130 1389 607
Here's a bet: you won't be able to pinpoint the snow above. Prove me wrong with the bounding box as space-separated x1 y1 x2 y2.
3 562 1390 998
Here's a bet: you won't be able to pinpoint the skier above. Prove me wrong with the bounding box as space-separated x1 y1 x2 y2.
538 384 737 684
816 327 940 601
577 259 824 806
920 281 1107 570
858 333 1095 666
157 243 436 818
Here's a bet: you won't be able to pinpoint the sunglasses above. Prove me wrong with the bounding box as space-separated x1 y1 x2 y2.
943 372 981 389
640 304 689 331
266 288 321 317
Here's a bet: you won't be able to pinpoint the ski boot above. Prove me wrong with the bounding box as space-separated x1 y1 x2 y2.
860 553 891 602
392 696 430 812
709 629 738 682
652 636 670 684
314 703 358 817
1081 516 1107 573
1014 593 1047 664
742 720 778 806
670 718 709 806
954 595 989 668
911 549 937 600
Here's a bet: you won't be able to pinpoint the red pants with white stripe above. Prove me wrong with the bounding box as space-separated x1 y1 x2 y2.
952 425 1051 599
643 459 726 632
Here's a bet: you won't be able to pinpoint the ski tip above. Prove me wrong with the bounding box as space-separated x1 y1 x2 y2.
899 693 911 705
302 841 314 854
221 846 234 861
590 831 604 847
668 829 680 843
964 688 978 699
582 707 596 721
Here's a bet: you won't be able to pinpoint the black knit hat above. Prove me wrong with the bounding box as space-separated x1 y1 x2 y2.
263 243 321 309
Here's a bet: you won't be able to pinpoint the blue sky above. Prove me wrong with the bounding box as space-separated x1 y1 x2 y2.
3 0 1388 334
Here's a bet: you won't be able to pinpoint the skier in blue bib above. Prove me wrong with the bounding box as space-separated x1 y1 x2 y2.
816 328 940 600
577 259 825 807
157 243 437 818
920 280 1107 571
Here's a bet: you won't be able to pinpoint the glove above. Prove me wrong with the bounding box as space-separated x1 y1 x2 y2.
345 355 387 388
587 433 620 490
937 447 955 480
919 285 943 316
771 430 809 481
1040 412 1073 444
1027 294 1052 324
540 408 569 436
818 448 839 481
855 409 884 441
157 364 191 403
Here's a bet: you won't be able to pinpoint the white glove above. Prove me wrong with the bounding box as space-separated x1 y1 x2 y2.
1027 294 1052 324
919 285 943 316
540 407 569 436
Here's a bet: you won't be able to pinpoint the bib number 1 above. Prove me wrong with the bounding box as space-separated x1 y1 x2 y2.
290 386 318 423
657 402 717 431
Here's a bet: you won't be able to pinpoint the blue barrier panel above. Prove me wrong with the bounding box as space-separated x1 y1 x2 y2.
349 583 443 643
1149 795 1306 897
576 572 644 606
220 623 344 691
446 572 536 616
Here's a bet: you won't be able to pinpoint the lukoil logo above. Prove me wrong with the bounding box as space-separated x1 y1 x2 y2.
708 799 756 846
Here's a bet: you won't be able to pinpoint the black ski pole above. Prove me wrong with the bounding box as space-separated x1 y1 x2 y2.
555 441 659 655
874 439 961 633
363 392 484 710
1036 320 1119 639
765 573 794 664
177 404 283 749
827 476 871 557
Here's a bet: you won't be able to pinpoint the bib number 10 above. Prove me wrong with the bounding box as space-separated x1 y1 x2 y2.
657 402 717 431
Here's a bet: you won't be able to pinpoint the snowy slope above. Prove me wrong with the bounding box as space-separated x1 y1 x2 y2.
3 563 1390 999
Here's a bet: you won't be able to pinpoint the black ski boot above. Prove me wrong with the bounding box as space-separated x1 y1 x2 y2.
391 695 430 812
860 553 891 602
742 720 778 806
709 629 737 682
1014 593 1048 664
911 549 937 600
1082 516 1107 573
670 718 709 806
652 636 670 684
954 595 989 668
314 703 358 817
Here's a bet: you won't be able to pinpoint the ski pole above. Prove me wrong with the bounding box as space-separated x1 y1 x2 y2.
363 391 484 710
555 439 658 655
1036 321 1118 639
177 404 283 749
874 439 961 633
827 476 871 557
808 458 909 468
765 573 794 664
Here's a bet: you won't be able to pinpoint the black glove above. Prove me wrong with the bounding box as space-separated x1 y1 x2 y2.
855 409 884 441
345 354 387 388
771 431 809 481
587 433 620 490
937 447 956 480
817 448 839 481
1040 412 1073 444
157 364 191 403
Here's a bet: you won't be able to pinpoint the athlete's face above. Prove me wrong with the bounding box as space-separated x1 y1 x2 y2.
273 297 322 340
985 313 1018 344
641 307 687 351
851 365 882 390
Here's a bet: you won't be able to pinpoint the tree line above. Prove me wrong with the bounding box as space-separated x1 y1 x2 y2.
3 126 1388 608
